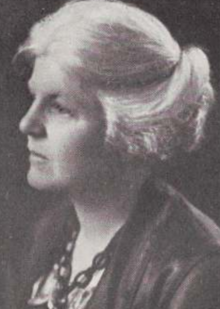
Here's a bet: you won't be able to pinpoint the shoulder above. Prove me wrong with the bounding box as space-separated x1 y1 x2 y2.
133 181 220 309
153 181 220 253
159 185 220 308
166 253 220 309
136 180 220 267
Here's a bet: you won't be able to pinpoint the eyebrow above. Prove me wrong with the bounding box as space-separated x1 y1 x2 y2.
28 82 60 101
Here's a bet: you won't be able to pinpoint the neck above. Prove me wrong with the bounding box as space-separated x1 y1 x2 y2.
67 163 148 277
69 165 147 249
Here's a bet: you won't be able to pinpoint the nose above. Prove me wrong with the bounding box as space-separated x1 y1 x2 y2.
19 102 46 137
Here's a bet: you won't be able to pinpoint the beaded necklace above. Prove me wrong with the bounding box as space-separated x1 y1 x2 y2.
44 230 113 309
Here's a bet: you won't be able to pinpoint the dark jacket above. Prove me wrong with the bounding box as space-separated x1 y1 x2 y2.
3 182 220 309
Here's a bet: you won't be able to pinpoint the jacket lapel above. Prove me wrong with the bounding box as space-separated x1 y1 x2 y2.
16 200 78 308
88 181 168 309
9 181 167 309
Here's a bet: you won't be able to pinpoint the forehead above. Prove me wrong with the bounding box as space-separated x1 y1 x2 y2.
28 56 83 99
28 55 102 115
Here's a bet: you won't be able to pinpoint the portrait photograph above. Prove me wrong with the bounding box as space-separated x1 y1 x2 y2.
0 0 220 308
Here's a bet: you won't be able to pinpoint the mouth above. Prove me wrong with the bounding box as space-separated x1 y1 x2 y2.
29 150 48 160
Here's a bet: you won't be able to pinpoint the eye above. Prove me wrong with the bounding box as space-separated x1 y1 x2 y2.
48 101 75 117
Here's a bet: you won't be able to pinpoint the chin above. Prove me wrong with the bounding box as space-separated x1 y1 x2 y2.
27 164 90 195
27 174 52 191
27 169 62 192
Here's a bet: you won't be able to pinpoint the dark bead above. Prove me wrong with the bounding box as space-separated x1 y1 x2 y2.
74 270 93 288
93 252 108 269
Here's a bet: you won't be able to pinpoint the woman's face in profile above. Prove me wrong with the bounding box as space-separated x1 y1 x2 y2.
19 56 107 192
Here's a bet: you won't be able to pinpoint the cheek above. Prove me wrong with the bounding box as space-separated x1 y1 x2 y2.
49 122 106 170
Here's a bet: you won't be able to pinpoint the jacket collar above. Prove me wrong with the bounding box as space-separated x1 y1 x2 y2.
88 180 168 309
16 180 167 309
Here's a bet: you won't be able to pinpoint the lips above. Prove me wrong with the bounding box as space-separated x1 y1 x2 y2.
29 150 48 160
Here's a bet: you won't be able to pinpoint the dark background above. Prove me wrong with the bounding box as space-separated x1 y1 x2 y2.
0 0 220 256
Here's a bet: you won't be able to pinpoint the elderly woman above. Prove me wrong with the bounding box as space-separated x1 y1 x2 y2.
6 0 220 308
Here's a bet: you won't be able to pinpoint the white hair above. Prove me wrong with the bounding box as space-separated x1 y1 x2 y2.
17 0 214 160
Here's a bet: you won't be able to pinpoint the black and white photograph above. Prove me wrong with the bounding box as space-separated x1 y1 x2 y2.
0 0 220 308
